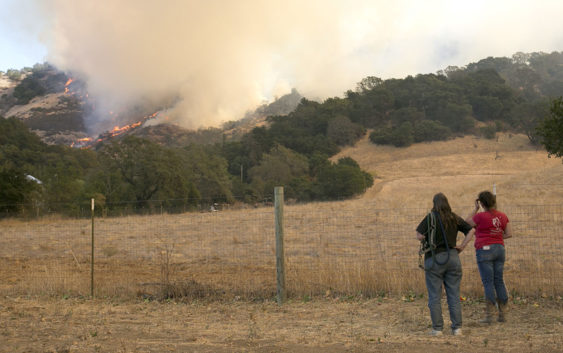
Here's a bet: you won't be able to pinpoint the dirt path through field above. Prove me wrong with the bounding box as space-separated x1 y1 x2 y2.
1 296 562 352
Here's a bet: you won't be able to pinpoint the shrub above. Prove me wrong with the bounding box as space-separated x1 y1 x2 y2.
370 122 413 147
480 125 497 139
413 120 452 142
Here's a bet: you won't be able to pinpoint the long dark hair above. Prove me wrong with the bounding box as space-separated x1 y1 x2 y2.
478 190 497 211
432 193 457 230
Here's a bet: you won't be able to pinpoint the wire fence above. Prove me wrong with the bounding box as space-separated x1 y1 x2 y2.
0 199 561 300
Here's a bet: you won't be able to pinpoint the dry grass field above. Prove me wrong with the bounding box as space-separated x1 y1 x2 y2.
1 132 563 352
1 295 562 353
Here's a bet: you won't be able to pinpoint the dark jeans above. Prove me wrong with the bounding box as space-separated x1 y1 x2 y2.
424 249 462 331
476 243 508 305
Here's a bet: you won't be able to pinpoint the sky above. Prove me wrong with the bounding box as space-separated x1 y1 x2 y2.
1 0 563 131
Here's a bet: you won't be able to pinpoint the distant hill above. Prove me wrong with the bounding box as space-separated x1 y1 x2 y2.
0 65 302 147
2 51 562 149
0 64 88 145
125 89 303 148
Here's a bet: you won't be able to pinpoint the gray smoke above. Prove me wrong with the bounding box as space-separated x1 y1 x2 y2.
18 0 563 131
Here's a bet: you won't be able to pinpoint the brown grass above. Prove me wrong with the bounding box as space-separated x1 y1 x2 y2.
1 133 562 299
2 295 562 352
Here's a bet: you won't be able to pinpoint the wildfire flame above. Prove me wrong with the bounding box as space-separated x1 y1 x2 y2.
70 111 160 148
64 78 74 94
70 137 93 148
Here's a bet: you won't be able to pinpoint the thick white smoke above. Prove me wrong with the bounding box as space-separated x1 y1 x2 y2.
19 0 563 132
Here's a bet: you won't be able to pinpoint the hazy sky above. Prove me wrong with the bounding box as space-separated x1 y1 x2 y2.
2 0 563 130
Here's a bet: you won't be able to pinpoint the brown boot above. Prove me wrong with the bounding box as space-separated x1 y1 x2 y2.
479 301 495 324
498 301 507 322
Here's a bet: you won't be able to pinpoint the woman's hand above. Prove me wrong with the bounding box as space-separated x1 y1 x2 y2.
457 230 474 253
416 232 425 241
466 200 479 226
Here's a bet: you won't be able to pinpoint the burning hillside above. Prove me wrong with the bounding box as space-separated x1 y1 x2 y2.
0 65 175 146
1 64 301 148
71 111 160 148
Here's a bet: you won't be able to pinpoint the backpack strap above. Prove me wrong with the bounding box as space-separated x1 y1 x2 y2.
419 211 450 269
420 212 436 255
428 212 436 251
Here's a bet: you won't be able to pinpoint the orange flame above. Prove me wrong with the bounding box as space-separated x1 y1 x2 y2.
110 122 140 137
70 111 160 148
64 78 74 94
70 137 94 149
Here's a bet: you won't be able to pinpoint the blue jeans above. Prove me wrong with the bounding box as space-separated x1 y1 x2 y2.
476 244 508 305
424 249 462 331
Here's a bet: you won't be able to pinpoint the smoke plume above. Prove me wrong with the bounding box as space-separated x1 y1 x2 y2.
24 0 563 132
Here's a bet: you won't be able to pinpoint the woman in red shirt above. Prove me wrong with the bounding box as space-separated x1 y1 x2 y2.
457 191 513 323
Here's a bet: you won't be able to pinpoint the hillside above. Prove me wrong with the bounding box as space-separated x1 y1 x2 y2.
0 66 302 147
1 51 561 149
1 52 562 213
332 132 563 211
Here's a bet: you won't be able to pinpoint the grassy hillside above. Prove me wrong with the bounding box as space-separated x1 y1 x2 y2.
333 133 563 211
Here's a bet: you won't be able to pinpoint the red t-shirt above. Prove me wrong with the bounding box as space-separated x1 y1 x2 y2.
473 210 509 250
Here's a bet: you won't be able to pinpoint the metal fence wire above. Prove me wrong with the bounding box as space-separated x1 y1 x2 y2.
0 200 561 299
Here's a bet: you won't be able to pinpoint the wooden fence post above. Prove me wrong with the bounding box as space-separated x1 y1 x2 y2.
91 198 95 298
275 187 286 304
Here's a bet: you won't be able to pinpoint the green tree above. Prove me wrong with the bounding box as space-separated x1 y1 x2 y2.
326 115 365 146
480 125 497 139
180 144 232 203
13 73 47 105
413 120 452 142
370 122 414 147
0 163 37 213
0 117 98 215
512 99 550 145
537 97 563 160
389 107 425 126
315 158 373 199
470 96 503 121
248 145 309 199
347 86 394 128
369 127 393 146
356 76 384 92
431 103 473 133
97 136 191 207
6 69 21 81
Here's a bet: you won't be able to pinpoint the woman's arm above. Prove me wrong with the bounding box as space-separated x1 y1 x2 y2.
456 229 474 253
465 199 479 227
503 223 513 239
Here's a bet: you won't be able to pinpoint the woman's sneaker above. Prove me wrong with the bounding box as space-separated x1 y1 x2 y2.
429 329 443 336
452 328 462 336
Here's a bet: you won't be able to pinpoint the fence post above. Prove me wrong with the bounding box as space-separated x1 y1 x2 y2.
91 198 95 298
274 186 286 305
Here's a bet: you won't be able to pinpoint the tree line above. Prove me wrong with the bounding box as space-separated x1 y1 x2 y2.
0 115 373 216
